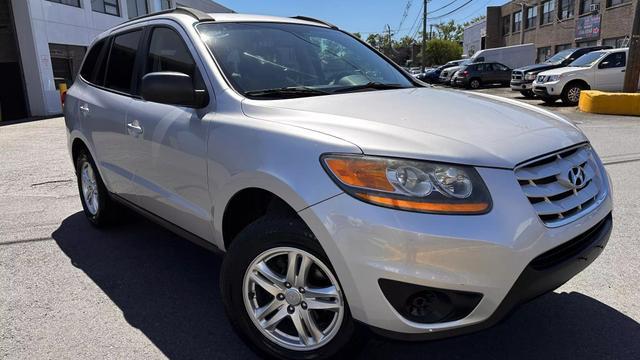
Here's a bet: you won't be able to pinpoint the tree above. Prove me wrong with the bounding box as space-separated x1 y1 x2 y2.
463 15 486 27
421 39 462 66
352 32 362 39
434 20 464 42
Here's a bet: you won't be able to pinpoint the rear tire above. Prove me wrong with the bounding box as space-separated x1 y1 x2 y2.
75 149 117 227
469 79 481 89
520 90 535 98
220 216 367 359
561 82 587 106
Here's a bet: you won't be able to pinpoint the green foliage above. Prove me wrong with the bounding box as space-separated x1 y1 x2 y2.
463 15 486 28
434 20 464 42
352 32 362 39
423 39 462 66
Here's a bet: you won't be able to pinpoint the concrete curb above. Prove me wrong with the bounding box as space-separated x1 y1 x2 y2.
578 90 640 116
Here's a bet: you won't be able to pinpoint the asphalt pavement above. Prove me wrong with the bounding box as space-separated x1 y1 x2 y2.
1 91 639 359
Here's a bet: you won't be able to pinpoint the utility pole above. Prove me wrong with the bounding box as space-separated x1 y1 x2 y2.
430 24 433 40
519 2 525 45
421 0 428 72
385 24 393 56
623 1 640 92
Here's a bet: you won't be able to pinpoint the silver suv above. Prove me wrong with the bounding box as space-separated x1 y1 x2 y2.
65 7 613 359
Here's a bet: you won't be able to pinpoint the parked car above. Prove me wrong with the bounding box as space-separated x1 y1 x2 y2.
418 60 461 83
65 8 613 359
453 62 512 89
468 43 536 69
533 48 637 105
511 46 611 98
439 60 470 84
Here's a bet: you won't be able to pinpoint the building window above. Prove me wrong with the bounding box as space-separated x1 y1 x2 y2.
153 0 172 10
526 6 537 29
127 0 147 18
607 0 630 7
555 43 572 52
603 36 628 48
46 0 81 7
92 0 120 16
541 0 556 25
580 0 595 14
558 0 574 19
512 11 522 32
536 46 551 63
502 15 511 35
577 40 597 47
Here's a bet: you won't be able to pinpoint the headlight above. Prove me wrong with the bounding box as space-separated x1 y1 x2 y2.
321 154 492 214
547 75 562 82
525 72 537 80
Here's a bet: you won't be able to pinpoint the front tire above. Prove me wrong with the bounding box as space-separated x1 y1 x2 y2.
220 217 366 359
561 82 587 105
75 149 117 227
520 90 535 98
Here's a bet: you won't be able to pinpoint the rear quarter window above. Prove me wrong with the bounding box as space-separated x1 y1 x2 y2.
80 39 107 84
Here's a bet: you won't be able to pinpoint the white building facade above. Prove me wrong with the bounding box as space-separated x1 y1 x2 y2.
3 0 231 121
462 19 487 58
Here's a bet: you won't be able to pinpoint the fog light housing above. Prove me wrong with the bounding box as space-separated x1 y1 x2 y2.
379 279 483 324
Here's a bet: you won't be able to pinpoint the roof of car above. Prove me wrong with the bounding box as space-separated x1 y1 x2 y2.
107 8 334 36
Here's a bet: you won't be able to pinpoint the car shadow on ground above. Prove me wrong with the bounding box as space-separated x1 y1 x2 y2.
53 212 640 360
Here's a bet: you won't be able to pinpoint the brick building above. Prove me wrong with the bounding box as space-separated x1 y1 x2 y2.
485 0 637 63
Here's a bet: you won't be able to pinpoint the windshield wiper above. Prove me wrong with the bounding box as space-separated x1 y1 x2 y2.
332 82 407 94
244 86 330 99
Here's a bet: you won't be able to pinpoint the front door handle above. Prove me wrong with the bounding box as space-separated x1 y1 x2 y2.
126 121 143 135
79 104 89 114
621 69 625 72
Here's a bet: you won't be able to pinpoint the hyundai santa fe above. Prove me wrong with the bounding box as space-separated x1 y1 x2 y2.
64 7 613 359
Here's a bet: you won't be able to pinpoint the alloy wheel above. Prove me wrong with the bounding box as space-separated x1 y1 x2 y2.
242 247 345 351
567 86 581 103
80 161 99 215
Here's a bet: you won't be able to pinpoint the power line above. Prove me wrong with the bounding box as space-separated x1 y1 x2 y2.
427 0 475 20
428 0 462 15
396 0 413 33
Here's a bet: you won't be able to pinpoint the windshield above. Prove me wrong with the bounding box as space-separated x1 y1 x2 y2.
569 51 606 67
545 49 573 63
197 22 414 98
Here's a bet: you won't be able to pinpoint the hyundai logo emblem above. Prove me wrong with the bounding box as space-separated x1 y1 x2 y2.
568 166 586 189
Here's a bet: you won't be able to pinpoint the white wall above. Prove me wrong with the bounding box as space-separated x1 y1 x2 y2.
12 0 232 117
463 19 486 57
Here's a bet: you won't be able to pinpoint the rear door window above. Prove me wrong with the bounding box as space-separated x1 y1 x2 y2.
105 30 143 93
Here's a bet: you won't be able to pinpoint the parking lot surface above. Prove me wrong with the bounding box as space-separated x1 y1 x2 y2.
1 90 639 359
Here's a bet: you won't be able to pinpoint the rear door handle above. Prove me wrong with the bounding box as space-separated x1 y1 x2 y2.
79 104 89 113
126 121 143 135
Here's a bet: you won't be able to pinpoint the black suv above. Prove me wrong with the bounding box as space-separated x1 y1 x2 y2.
510 46 611 98
453 62 511 89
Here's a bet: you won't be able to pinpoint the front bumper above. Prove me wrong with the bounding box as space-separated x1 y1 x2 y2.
299 166 613 337
510 80 533 91
533 82 562 97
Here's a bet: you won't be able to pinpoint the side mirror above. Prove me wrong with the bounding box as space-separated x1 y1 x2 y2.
141 72 207 107
599 61 609 69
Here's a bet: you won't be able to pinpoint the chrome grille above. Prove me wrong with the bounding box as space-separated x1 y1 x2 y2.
515 145 606 227
512 71 523 80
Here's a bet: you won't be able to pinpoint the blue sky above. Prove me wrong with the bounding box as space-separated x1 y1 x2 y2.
216 0 506 39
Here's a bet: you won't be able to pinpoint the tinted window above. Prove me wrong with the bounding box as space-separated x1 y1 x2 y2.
146 27 196 77
80 39 106 82
492 63 509 71
105 30 142 93
599 52 626 69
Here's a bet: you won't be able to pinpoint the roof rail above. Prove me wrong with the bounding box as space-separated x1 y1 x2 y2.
124 6 213 24
291 16 338 29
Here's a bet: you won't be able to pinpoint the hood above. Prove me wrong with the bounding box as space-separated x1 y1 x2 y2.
515 62 563 73
241 88 586 168
442 66 462 74
538 66 585 76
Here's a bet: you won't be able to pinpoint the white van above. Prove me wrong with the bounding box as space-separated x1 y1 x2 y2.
533 48 638 105
469 44 536 69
